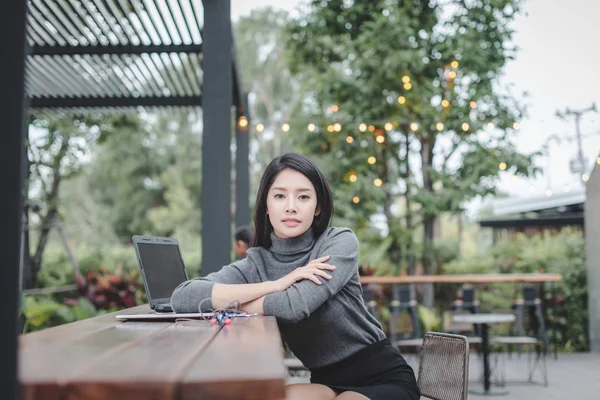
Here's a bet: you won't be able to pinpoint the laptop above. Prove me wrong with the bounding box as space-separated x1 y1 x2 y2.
116 235 211 321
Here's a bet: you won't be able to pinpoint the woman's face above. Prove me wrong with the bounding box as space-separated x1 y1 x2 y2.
266 168 319 239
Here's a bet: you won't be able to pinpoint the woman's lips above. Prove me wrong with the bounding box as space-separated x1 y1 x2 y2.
282 219 300 227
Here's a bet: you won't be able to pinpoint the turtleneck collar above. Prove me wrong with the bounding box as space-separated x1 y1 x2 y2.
270 228 315 254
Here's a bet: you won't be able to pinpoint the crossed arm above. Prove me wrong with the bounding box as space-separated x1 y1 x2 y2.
170 229 358 323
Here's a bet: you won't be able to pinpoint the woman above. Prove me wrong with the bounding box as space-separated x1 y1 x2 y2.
171 152 419 400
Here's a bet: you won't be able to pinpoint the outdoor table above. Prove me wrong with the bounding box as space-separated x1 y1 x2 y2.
19 304 287 400
454 313 516 396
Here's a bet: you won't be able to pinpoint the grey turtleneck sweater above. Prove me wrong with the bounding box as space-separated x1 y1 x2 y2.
170 227 386 369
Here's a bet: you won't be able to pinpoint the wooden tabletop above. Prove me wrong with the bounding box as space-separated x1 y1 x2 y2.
19 305 287 400
360 273 562 284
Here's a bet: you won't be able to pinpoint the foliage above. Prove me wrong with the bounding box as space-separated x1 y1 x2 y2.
20 295 99 333
70 265 143 310
85 114 168 242
234 7 313 191
24 114 114 288
38 243 202 289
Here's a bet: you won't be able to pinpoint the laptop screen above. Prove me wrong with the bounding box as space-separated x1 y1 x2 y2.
136 242 188 300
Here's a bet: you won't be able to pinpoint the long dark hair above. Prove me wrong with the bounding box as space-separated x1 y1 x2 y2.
253 152 334 248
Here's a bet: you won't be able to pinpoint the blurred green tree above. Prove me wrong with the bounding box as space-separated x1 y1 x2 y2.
286 0 539 306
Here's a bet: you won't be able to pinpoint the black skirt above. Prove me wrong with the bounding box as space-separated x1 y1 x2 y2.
310 338 420 400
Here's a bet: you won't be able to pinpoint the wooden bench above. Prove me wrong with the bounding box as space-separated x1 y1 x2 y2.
19 305 287 400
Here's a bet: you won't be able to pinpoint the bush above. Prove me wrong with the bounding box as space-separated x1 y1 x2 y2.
20 295 100 333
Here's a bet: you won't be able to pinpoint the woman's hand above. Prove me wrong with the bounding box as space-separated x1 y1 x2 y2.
275 256 336 291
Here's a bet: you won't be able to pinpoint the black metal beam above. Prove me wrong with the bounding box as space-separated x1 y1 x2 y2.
231 35 247 117
478 213 584 228
201 0 233 275
29 43 203 56
235 93 250 230
28 95 203 109
0 0 28 398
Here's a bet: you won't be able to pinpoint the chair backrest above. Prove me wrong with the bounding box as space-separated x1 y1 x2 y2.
417 332 469 400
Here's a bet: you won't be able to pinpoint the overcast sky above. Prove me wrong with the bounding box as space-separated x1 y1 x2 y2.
231 0 600 206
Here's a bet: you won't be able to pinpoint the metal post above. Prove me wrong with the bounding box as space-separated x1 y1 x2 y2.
201 0 233 275
235 93 250 229
0 0 28 398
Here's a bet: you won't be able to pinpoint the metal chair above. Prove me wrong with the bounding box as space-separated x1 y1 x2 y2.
418 332 470 400
487 309 548 386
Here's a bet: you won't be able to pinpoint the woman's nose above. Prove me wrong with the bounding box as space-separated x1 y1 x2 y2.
286 199 297 213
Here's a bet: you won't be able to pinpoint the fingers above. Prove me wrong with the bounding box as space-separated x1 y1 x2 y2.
314 263 336 270
308 255 330 265
314 270 332 280
299 270 331 285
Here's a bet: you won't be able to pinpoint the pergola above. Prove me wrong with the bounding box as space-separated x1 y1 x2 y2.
1 1 250 397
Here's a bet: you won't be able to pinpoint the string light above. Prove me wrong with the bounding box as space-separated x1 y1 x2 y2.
256 123 264 132
374 179 383 187
282 123 290 132
384 122 393 131
442 100 450 107
461 122 469 131
352 196 360 204
513 122 519 130
451 60 459 68
359 123 367 132
449 71 457 79
499 162 507 170
469 101 477 109
238 116 248 128
327 125 334 132
346 136 354 143
404 82 412 90
308 123 316 132
582 174 590 182
349 174 357 182
368 156 376 164
330 105 339 112
397 96 406 104
368 125 375 132
487 122 495 130
436 122 444 131
334 123 342 132
410 122 419 131
596 156 600 165
402 75 411 83
376 136 385 143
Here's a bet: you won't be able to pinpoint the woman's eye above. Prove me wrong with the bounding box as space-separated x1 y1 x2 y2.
274 194 284 199
299 195 310 200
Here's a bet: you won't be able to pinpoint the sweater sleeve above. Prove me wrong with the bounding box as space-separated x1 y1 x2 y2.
170 258 257 313
263 228 359 323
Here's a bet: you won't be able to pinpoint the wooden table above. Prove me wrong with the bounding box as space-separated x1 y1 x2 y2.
19 305 287 400
360 273 562 284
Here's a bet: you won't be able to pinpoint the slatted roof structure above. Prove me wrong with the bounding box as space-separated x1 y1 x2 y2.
23 0 246 117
